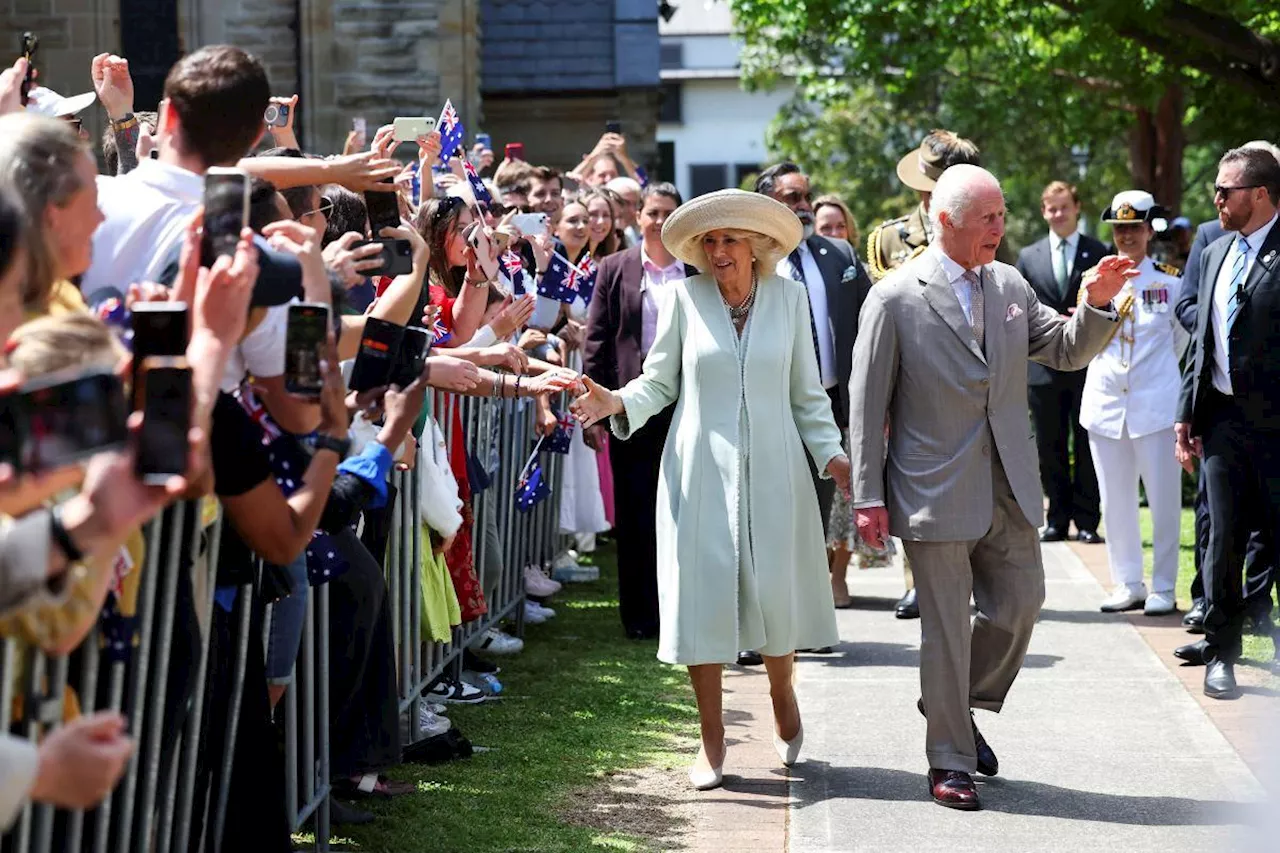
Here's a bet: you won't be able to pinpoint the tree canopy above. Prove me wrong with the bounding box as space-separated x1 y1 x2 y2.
729 0 1280 250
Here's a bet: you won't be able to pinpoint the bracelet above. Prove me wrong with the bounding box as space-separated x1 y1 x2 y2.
49 504 85 564
110 113 138 131
516 374 524 398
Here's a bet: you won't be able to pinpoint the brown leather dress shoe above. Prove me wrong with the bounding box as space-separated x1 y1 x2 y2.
928 769 981 810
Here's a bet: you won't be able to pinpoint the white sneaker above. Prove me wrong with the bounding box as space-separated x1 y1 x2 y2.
472 627 524 655
531 602 556 619
418 705 452 737
1145 590 1176 616
1101 585 1146 613
524 565 562 597
551 552 599 583
523 600 549 625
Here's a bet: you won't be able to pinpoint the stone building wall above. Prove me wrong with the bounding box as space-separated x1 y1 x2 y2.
0 0 481 159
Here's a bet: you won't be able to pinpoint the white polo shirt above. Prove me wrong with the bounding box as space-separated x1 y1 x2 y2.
81 159 204 301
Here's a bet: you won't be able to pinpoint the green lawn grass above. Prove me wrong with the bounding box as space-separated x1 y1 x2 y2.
1135 507 1277 667
328 542 698 852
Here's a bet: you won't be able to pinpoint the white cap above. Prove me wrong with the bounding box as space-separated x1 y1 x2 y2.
1102 189 1164 225
25 87 97 119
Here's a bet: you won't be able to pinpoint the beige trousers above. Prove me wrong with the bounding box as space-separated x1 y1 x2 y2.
901 459 1045 773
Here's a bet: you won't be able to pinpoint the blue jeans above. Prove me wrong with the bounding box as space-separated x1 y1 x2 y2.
265 552 309 684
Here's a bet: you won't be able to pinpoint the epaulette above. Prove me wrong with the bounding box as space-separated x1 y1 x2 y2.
866 215 911 281
867 224 889 280
1155 261 1181 277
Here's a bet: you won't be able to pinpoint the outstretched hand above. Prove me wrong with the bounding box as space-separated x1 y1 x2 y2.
570 375 622 428
1082 255 1141 307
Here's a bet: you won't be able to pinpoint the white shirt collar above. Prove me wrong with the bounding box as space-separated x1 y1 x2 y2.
1048 229 1079 252
122 158 205 205
1240 211 1279 254
933 244 986 285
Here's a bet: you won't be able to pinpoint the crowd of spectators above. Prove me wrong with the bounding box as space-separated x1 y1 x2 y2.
0 41 728 846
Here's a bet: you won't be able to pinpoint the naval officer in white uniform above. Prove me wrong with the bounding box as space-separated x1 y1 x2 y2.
1080 190 1184 616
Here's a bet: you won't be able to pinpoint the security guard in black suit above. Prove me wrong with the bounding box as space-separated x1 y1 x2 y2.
1174 215 1276 637
1176 146 1280 699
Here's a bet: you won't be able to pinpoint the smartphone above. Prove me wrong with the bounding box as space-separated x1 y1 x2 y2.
284 303 331 399
264 102 290 128
0 367 129 474
348 317 406 393
504 142 524 162
373 238 414 276
200 168 249 268
393 116 436 142
389 325 431 389
475 132 492 150
605 120 622 135
19 32 37 107
510 212 550 238
364 180 401 235
466 224 500 282
130 302 189 409
135 357 192 483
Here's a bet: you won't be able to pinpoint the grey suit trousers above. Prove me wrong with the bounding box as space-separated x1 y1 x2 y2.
901 456 1046 773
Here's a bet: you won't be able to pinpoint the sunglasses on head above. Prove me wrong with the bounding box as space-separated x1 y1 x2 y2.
433 195 466 222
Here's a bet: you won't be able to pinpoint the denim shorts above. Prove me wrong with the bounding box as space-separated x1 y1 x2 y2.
265 552 309 685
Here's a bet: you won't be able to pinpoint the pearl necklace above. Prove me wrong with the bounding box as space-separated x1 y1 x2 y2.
723 269 759 321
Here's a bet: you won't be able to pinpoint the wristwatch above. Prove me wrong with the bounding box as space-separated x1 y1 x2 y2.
311 433 352 459
109 113 138 132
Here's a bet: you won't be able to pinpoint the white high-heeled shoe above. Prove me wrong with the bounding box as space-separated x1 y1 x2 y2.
689 763 724 791
689 744 724 790
774 722 804 767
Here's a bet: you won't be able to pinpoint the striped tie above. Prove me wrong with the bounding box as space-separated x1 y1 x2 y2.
1226 236 1250 330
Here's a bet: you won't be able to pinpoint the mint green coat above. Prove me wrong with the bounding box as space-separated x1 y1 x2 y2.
611 273 843 665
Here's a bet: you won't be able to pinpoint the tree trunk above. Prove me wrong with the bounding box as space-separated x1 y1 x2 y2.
1127 82 1185 214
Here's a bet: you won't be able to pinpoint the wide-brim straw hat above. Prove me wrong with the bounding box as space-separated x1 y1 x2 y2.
661 188 804 270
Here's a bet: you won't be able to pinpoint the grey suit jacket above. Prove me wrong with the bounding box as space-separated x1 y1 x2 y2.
848 250 1118 541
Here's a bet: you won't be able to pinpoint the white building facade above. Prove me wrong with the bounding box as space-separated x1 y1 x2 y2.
656 1 793 198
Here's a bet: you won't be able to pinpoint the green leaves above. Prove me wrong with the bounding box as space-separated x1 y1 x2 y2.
727 0 1278 247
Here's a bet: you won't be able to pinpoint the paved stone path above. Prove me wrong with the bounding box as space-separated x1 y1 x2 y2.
684 542 1277 852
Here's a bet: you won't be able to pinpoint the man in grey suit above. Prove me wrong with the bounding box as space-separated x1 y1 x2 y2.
848 165 1132 810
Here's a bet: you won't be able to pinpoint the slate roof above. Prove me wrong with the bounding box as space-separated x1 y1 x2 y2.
480 0 659 93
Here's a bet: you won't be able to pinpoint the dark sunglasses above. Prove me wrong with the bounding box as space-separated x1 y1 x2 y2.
1214 184 1261 199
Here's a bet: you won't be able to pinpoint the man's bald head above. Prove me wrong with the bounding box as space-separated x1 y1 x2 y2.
930 165 1006 269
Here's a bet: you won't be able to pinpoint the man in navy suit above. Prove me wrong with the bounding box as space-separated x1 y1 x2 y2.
1173 142 1280 645
1175 146 1280 698
1015 181 1106 544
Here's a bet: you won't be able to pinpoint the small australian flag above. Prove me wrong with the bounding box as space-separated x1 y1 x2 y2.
436 99 465 164
544 410 575 455
500 250 527 296
515 461 551 512
429 313 453 346
462 158 492 205
538 254 593 304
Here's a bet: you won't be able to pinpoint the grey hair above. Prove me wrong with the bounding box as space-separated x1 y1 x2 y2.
0 113 92 309
1242 140 1280 167
691 228 786 275
927 163 1003 239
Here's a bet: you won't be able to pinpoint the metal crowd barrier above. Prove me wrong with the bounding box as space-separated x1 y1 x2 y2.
1 387 569 852
383 391 566 744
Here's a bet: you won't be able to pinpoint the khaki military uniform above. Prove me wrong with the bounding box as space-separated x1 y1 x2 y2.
867 204 931 282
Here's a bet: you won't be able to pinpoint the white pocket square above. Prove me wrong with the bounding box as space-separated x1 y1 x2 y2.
1006 304 1024 322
